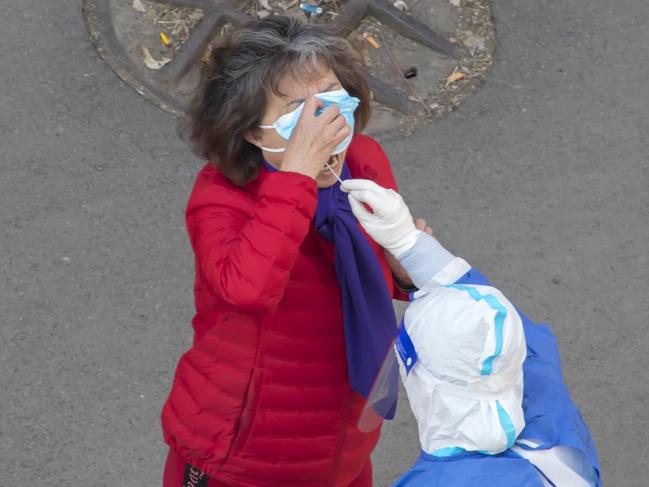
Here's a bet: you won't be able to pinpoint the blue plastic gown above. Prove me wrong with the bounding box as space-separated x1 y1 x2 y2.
393 268 600 487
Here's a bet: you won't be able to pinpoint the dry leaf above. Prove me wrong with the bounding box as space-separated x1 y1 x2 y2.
141 46 171 69
446 69 465 85
258 0 272 10
392 0 407 11
257 9 271 18
449 0 461 6
132 0 146 13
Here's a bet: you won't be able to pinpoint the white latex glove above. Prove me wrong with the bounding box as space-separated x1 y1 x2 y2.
341 179 421 258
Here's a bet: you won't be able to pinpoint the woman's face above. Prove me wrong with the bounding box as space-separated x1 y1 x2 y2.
250 64 348 189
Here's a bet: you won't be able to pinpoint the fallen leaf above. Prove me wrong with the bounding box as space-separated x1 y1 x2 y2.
449 0 461 6
132 0 146 13
446 69 465 85
257 9 271 18
258 0 272 11
141 46 171 69
392 0 407 11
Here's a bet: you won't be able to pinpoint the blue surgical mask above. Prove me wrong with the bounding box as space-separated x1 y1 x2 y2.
258 88 360 154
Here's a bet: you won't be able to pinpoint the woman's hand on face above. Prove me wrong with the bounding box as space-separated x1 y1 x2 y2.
280 95 351 179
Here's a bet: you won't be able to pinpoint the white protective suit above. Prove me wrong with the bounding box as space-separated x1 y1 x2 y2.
395 252 527 455
341 178 599 487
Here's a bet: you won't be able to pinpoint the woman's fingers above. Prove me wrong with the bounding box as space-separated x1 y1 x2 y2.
322 116 347 146
319 101 341 123
304 93 324 111
414 218 433 235
327 112 344 128
332 118 351 141
336 123 351 138
300 97 350 150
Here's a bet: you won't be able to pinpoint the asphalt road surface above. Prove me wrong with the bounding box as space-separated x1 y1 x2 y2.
1 0 647 485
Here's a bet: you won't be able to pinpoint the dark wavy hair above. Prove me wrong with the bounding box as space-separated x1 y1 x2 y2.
187 15 373 186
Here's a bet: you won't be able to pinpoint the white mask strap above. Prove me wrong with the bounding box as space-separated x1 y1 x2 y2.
255 126 285 152
259 146 286 153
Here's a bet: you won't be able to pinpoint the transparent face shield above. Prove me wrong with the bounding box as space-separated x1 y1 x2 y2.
357 330 402 432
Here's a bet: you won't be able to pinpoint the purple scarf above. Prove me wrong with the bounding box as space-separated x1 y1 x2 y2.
262 158 399 419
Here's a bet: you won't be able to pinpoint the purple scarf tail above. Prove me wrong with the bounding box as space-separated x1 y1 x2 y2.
263 159 399 419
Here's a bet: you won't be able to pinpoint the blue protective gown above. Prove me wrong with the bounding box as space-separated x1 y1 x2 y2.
393 267 600 487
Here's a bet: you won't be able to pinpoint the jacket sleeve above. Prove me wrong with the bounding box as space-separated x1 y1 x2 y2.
187 170 318 314
359 136 400 192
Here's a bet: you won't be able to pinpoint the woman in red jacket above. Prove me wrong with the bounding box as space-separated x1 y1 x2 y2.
160 15 429 486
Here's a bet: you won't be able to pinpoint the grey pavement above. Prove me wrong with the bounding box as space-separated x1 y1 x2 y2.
1 0 647 485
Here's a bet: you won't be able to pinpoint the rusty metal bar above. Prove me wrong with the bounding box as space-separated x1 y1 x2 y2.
333 0 369 37
158 10 222 84
367 0 459 58
367 74 420 115
150 0 213 8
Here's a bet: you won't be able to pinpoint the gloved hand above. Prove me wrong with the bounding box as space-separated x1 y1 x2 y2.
341 179 422 258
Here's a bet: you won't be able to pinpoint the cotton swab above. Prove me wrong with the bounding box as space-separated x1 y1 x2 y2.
324 158 344 185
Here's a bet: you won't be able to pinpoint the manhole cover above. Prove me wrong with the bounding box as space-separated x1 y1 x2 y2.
84 0 494 136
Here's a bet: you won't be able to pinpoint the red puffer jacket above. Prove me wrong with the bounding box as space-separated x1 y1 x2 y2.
160 133 406 486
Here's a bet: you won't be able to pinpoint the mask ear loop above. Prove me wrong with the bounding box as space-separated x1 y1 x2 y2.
256 125 287 152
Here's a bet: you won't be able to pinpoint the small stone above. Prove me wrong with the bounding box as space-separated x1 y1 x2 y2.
132 0 146 13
